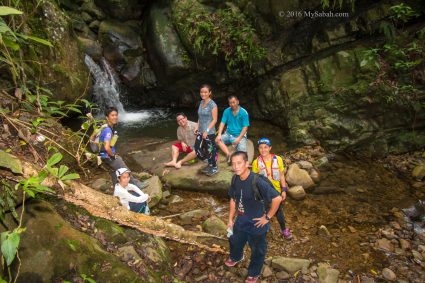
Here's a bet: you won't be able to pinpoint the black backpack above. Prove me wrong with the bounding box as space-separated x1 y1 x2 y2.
230 173 274 213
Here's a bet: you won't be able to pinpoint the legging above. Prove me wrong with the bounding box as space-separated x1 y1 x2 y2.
194 133 218 167
266 202 286 230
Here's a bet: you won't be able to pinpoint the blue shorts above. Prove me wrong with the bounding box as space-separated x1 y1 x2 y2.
221 132 247 152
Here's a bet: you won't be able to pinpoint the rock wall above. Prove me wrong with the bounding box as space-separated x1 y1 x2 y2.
55 0 425 155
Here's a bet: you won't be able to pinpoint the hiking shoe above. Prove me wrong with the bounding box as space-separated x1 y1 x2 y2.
201 165 212 173
206 166 219 176
224 256 244 267
245 276 259 283
282 228 293 240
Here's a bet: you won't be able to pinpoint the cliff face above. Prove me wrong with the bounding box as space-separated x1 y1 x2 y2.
25 0 425 155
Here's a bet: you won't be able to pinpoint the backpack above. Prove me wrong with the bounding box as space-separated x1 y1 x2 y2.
89 124 109 153
230 173 274 213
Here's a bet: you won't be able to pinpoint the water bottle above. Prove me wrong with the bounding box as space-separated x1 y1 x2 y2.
226 227 233 238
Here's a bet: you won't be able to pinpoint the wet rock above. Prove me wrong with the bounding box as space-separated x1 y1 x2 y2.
179 209 210 225
262 265 273 278
412 165 425 180
309 168 321 183
91 178 112 192
286 164 315 190
117 245 141 262
288 185 306 200
271 256 311 273
144 176 163 207
382 268 396 281
94 0 143 20
297 160 313 170
169 195 183 204
202 216 227 236
145 4 191 81
77 36 103 61
276 271 290 280
376 238 394 252
317 263 340 283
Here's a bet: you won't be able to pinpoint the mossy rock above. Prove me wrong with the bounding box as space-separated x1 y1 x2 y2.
0 200 143 283
25 0 91 103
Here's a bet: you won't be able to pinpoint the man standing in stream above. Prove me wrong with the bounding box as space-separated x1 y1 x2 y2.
225 151 282 283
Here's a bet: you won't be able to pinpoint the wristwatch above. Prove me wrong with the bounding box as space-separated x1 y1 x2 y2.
265 215 271 221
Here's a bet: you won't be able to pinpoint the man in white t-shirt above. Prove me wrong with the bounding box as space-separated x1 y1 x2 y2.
164 112 197 169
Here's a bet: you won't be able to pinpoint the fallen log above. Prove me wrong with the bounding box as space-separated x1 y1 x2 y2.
20 160 228 253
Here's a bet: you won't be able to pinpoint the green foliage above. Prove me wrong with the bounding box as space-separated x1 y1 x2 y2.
389 3 419 24
81 274 96 283
0 180 19 222
172 2 266 71
45 151 80 182
321 0 355 11
0 227 25 266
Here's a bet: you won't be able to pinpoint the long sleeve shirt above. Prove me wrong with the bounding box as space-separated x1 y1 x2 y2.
113 183 149 210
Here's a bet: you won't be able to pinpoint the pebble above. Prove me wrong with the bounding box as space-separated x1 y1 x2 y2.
348 226 357 233
399 239 411 250
276 271 290 280
390 221 402 230
382 268 396 281
376 238 394 252
412 250 424 260
262 265 273 278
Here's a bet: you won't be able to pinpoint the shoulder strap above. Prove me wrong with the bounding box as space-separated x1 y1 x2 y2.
230 174 237 198
251 173 263 201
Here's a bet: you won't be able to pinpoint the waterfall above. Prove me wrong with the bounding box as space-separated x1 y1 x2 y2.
84 55 170 126
84 55 125 115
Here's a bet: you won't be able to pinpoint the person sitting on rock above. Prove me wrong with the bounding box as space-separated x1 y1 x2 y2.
98 106 147 189
215 95 250 164
114 168 150 215
164 112 197 169
251 138 292 239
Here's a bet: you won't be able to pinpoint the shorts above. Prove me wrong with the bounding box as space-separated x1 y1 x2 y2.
173 142 193 153
221 132 247 152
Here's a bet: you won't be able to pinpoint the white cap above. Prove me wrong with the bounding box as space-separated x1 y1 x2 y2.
116 168 131 178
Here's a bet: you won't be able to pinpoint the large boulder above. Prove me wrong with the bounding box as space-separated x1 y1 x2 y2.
129 140 254 195
144 175 163 207
286 164 315 190
145 4 192 81
98 20 156 90
202 215 227 236
23 1 91 103
94 0 144 20
287 185 306 200
179 209 210 225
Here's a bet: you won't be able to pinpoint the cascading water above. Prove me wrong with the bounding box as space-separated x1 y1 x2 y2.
84 55 169 126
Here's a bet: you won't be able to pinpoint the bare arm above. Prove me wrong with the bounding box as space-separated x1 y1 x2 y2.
104 140 115 157
254 195 282 228
206 106 218 132
217 122 226 136
228 199 236 228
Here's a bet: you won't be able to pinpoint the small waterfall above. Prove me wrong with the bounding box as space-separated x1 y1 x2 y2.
84 55 170 126
84 55 125 115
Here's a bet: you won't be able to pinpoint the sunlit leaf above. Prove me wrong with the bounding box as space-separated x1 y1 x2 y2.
0 6 23 16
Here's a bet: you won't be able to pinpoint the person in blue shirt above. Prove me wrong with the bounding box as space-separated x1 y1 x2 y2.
225 151 282 283
99 106 146 189
215 95 250 164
